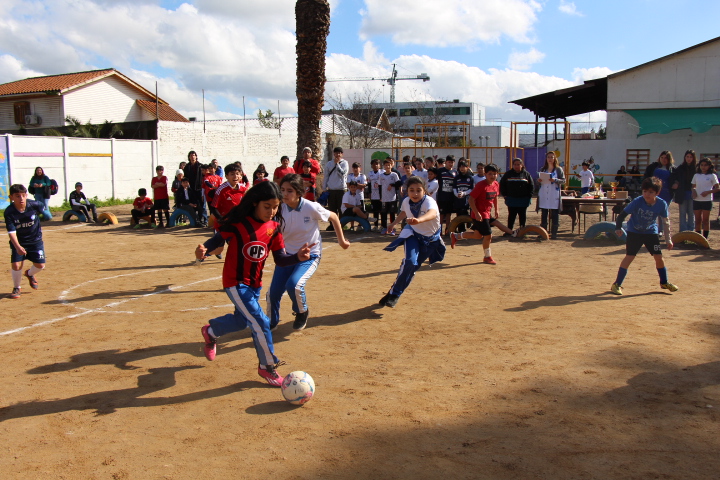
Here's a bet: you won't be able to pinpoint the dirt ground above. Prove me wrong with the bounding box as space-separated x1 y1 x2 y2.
0 201 718 480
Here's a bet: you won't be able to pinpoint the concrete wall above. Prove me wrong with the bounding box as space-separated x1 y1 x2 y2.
2 134 156 209
157 120 297 177
608 40 720 110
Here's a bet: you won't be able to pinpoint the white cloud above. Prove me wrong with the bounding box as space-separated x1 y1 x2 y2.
507 48 545 71
0 55 44 85
558 0 583 16
572 66 616 83
360 0 542 47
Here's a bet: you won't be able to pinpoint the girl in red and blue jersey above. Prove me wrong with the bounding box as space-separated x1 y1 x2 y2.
196 181 312 386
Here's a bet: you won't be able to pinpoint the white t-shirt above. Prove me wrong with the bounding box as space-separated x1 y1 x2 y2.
579 169 595 188
280 199 330 256
347 173 367 201
411 169 428 183
400 195 441 237
342 190 362 208
367 170 382 201
692 173 719 201
472 175 485 185
378 171 400 202
426 179 439 200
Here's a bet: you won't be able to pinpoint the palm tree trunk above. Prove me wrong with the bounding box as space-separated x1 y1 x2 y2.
296 0 330 164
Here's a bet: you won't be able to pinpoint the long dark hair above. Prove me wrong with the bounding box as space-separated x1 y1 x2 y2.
220 180 283 227
33 166 45 178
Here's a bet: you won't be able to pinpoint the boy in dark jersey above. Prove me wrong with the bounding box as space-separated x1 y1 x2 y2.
4 184 47 299
437 155 457 235
450 165 516 264
452 159 475 229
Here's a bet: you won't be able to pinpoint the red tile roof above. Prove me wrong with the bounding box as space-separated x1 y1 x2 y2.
0 69 117 96
136 99 189 122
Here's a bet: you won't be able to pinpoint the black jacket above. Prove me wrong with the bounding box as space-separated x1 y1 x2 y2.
499 169 534 198
668 162 695 204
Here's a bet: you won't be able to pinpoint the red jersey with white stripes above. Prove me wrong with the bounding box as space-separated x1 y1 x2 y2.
212 182 247 218
219 217 284 289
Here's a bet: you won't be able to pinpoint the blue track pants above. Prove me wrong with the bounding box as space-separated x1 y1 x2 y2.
389 235 429 297
266 255 320 328
209 284 278 367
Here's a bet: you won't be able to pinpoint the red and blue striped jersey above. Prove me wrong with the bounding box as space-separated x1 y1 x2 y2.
218 217 284 289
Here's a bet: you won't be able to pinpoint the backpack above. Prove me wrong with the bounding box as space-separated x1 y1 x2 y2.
45 179 59 197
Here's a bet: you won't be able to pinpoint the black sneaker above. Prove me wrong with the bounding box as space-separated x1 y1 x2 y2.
384 294 400 308
215 254 223 259
379 293 390 306
293 310 309 330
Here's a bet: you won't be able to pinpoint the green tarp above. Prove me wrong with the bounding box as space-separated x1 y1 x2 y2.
625 108 720 136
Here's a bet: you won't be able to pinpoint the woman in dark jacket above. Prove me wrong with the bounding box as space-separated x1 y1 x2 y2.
643 151 675 204
670 149 697 232
500 158 534 230
28 166 53 219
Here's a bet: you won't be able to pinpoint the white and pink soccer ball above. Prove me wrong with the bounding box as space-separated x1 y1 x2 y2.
281 371 315 405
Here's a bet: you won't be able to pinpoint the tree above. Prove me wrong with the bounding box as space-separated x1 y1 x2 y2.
325 87 394 149
43 116 123 138
257 109 284 129
295 0 330 162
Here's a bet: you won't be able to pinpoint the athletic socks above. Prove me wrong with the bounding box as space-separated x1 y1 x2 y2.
11 269 22 288
207 326 216 338
615 267 628 286
27 265 42 277
484 248 491 257
657 267 668 285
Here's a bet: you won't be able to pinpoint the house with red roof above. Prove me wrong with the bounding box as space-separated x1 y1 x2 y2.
0 68 188 136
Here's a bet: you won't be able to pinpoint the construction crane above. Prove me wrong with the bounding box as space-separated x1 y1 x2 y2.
326 64 430 104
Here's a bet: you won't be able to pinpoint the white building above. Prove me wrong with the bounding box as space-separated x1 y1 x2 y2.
511 36 720 178
375 100 485 136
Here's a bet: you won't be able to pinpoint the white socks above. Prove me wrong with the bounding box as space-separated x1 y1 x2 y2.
27 265 43 277
484 248 491 257
11 269 22 288
207 326 216 338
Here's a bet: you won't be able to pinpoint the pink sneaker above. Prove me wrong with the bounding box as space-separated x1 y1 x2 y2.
200 325 216 361
483 256 497 265
258 363 284 387
450 233 457 249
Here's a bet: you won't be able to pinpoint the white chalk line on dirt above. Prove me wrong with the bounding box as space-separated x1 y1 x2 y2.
0 275 222 337
1 232 371 337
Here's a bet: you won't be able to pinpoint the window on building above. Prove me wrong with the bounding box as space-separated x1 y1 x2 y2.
437 106 471 116
400 108 418 117
626 149 650 170
386 109 398 117
13 102 31 125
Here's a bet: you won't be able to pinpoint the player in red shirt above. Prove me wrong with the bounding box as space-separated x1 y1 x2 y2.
449 164 516 264
131 188 156 228
301 161 317 201
273 156 295 184
210 164 247 221
196 181 313 387
151 165 170 228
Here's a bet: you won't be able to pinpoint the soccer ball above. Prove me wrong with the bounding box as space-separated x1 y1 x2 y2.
281 371 315 405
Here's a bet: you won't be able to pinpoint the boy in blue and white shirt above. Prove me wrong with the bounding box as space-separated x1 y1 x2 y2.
610 177 677 295
4 184 47 299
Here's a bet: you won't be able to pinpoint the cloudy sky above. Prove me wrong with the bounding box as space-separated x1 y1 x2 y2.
1 0 718 129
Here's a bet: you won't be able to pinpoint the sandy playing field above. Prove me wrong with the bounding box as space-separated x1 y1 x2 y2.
0 203 718 479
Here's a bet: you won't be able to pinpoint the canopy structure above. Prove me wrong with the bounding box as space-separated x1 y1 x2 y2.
509 78 607 119
624 108 720 136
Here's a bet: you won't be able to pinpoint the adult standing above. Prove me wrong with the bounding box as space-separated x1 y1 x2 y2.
183 150 207 227
28 166 53 220
293 147 321 176
643 151 675 204
322 146 349 218
670 149 697 232
536 151 565 239
211 159 223 179
500 158 534 231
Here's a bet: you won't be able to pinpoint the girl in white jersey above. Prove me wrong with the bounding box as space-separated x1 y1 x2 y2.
266 174 350 330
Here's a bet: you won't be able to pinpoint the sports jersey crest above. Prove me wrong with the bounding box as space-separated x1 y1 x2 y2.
243 241 269 262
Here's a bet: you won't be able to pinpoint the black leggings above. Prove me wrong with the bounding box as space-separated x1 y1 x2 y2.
507 206 527 229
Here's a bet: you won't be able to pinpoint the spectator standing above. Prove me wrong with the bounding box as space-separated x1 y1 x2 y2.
293 147 321 176
273 156 295 184
183 151 207 227
28 166 53 220
322 146 349 218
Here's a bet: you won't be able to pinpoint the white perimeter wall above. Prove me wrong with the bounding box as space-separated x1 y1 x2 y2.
4 134 156 207
158 121 297 176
